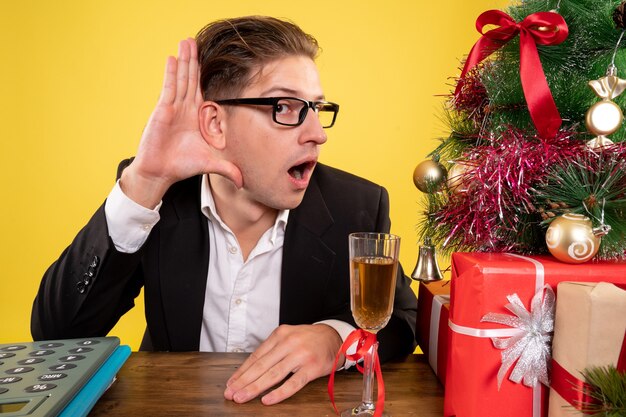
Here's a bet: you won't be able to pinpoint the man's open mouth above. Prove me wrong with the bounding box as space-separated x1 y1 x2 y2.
288 161 315 180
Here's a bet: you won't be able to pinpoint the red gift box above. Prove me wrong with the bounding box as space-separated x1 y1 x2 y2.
443 252 626 417
416 280 451 384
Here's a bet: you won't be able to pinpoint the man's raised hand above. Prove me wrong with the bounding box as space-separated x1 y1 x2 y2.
120 38 242 209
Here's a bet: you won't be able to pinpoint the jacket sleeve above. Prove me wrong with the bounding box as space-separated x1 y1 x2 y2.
31 160 145 340
373 187 418 362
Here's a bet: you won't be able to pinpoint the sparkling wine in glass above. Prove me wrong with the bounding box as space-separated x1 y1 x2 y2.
344 232 400 417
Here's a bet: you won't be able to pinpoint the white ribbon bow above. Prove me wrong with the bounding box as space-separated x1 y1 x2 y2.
480 285 555 389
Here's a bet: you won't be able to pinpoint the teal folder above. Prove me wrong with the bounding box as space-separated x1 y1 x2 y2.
57 345 131 417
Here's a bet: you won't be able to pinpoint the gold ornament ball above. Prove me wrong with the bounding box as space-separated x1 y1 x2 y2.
545 213 600 264
447 162 471 194
413 160 447 193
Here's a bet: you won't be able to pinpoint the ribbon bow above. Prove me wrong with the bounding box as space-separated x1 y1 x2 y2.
455 9 569 139
328 329 385 417
480 285 555 389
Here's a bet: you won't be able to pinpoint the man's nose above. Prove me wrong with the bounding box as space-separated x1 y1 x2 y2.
299 107 328 145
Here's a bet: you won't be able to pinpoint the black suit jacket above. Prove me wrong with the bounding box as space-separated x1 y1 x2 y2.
32 163 417 361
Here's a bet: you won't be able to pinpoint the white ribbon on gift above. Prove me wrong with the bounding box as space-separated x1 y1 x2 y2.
448 254 554 417
481 285 555 389
428 294 450 375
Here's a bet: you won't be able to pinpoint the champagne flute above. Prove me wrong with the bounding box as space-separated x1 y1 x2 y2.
343 232 400 417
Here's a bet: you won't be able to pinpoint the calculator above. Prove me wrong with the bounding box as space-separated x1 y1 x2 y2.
0 336 130 417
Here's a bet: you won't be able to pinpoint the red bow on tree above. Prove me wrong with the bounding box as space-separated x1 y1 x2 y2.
455 9 569 139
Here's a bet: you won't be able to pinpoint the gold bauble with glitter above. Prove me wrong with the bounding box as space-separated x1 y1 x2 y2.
413 160 447 193
446 162 471 194
545 213 600 264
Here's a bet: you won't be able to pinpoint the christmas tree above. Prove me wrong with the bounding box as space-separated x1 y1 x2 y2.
415 0 626 263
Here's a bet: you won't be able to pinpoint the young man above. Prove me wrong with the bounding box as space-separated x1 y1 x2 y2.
31 16 417 405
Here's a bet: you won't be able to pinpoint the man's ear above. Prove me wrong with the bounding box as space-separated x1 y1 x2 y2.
199 101 226 149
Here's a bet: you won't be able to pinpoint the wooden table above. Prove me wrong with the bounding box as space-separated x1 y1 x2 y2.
90 352 443 416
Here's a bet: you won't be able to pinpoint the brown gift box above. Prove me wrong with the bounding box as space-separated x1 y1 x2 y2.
548 282 626 417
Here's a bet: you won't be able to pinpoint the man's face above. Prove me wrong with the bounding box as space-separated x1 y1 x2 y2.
221 55 328 210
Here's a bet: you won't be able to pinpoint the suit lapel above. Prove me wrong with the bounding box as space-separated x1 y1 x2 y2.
280 172 336 324
158 178 208 351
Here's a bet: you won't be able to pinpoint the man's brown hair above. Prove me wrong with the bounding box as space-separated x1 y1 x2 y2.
196 16 320 101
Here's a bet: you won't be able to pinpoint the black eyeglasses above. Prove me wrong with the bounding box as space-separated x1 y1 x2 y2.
215 97 339 128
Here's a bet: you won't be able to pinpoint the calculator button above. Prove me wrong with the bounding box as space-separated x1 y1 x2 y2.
25 383 57 392
38 373 67 381
29 350 55 357
77 340 100 346
58 355 85 362
0 388 7 394
6 367 35 374
0 353 15 359
18 358 45 365
1 345 27 352
0 376 22 384
39 342 64 348
48 363 77 371
68 347 93 354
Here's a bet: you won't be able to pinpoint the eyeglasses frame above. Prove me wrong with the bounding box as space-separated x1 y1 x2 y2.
214 96 339 128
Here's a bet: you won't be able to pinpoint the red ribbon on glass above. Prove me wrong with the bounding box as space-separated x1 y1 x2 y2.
328 329 385 417
455 9 569 139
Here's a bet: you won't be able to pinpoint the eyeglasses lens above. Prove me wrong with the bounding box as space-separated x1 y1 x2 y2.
274 98 335 128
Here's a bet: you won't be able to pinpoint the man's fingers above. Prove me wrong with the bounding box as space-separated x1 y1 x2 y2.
228 359 294 404
261 370 310 405
159 56 177 104
175 40 190 101
186 38 200 100
226 350 266 387
224 335 287 401
228 325 290 383
204 159 243 189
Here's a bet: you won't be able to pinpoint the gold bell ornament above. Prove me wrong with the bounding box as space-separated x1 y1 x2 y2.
411 238 444 282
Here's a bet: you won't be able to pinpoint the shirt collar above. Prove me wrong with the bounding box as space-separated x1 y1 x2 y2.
200 174 289 244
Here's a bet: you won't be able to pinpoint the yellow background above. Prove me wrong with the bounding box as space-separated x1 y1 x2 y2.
1 0 507 349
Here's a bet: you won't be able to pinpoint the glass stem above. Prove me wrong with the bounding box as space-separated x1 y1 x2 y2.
361 341 378 406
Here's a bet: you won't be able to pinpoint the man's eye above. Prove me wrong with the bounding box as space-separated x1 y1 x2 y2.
275 103 291 114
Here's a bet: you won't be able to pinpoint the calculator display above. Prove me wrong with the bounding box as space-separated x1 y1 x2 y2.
0 402 28 413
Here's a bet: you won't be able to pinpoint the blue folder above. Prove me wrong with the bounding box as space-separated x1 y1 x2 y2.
57 345 131 417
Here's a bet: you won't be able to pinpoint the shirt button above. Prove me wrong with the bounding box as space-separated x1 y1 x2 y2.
235 299 242 305
142 225 151 231
228 246 238 254
231 348 244 353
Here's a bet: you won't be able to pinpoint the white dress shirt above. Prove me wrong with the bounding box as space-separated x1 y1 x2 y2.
104 177 356 355
198 174 286 352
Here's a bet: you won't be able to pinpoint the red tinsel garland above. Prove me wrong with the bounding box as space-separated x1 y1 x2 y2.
436 128 584 252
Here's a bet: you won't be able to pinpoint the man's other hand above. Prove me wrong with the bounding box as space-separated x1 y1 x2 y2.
223 324 343 405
